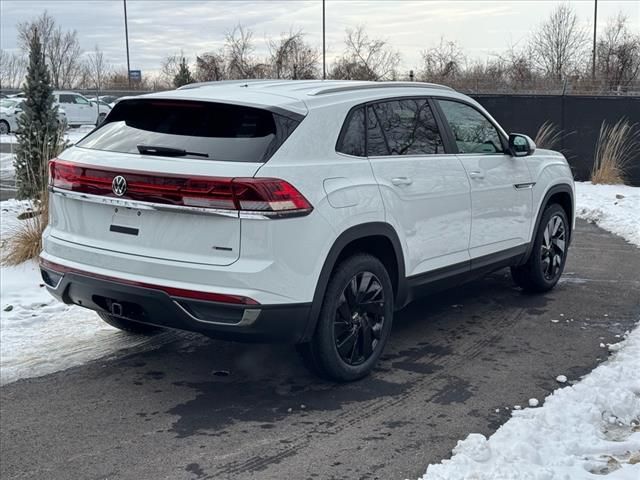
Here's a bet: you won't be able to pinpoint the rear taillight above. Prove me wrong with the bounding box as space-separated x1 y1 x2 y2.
49 159 313 218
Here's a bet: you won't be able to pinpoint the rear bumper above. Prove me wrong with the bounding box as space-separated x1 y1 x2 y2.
40 261 312 344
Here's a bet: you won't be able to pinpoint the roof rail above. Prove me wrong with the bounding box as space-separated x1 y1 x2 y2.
177 79 270 90
309 82 454 96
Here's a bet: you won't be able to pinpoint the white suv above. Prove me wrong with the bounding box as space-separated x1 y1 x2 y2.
40 80 575 381
52 91 111 126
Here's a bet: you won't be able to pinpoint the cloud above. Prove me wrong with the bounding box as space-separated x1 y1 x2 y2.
1 0 638 76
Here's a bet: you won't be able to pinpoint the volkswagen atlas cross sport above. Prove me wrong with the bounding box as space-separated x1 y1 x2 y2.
40 80 575 382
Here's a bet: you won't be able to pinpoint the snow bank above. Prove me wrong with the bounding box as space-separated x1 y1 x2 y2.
0 200 170 385
575 182 640 247
420 183 640 479
421 328 640 479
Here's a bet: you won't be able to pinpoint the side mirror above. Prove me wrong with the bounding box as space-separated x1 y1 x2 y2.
508 133 536 157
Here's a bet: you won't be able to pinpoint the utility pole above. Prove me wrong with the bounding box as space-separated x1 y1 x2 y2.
322 0 326 80
124 0 131 88
591 0 598 80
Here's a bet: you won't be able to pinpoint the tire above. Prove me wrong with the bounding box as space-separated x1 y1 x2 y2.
97 312 161 335
0 120 9 135
298 254 394 382
511 203 569 293
96 113 106 126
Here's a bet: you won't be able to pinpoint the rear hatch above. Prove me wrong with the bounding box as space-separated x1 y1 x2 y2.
49 98 303 266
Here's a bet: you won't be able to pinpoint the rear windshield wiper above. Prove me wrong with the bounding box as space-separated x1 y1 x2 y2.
137 144 209 158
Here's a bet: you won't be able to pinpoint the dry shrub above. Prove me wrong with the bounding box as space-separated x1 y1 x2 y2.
1 192 49 266
1 124 66 266
591 119 640 185
534 121 564 150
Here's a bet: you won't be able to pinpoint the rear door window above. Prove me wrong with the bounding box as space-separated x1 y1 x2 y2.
367 99 444 156
76 100 301 162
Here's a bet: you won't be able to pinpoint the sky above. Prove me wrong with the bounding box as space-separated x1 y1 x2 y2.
1 0 638 76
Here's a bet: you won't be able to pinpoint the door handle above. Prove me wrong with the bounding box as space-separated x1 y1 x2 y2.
391 177 413 186
468 171 485 180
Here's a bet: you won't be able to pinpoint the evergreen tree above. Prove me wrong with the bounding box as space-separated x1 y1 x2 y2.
14 28 63 199
173 57 194 87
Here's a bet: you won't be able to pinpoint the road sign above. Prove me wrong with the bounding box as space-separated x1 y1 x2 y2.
129 70 142 82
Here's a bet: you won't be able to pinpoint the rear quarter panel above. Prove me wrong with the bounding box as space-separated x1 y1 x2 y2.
255 103 387 297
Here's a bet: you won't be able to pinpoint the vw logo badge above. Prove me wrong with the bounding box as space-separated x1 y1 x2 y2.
112 175 127 197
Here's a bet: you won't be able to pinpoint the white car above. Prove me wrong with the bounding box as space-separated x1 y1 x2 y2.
40 80 575 381
0 98 67 134
53 91 111 126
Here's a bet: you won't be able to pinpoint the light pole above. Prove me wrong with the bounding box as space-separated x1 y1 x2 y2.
322 0 326 80
124 0 131 88
591 0 597 80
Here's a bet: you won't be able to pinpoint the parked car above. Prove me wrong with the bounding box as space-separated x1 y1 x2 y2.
0 98 67 134
40 80 575 381
52 91 111 126
99 95 120 105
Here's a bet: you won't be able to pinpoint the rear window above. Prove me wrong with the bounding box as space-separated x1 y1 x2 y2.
77 99 301 162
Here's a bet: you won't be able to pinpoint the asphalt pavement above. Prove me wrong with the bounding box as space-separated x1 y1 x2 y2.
1 219 639 480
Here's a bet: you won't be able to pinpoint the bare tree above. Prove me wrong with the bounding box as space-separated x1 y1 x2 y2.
529 3 589 80
196 51 227 82
596 13 640 88
17 11 56 57
458 58 506 90
86 45 110 92
331 26 400 81
498 44 538 87
18 12 84 88
104 69 129 89
48 28 83 88
420 37 465 82
0 50 27 89
159 53 183 87
225 24 258 79
268 30 319 79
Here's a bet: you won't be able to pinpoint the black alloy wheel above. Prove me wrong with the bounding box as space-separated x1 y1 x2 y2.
334 271 386 366
540 214 566 281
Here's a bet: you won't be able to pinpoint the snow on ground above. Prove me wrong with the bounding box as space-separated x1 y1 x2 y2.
420 183 640 479
420 328 640 479
0 153 15 186
575 182 640 247
0 126 93 187
0 199 174 385
0 125 93 148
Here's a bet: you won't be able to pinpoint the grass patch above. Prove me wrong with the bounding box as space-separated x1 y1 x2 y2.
591 119 640 185
534 121 564 150
1 123 65 266
1 194 48 266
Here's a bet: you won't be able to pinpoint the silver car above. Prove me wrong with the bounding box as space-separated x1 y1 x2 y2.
0 98 67 134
